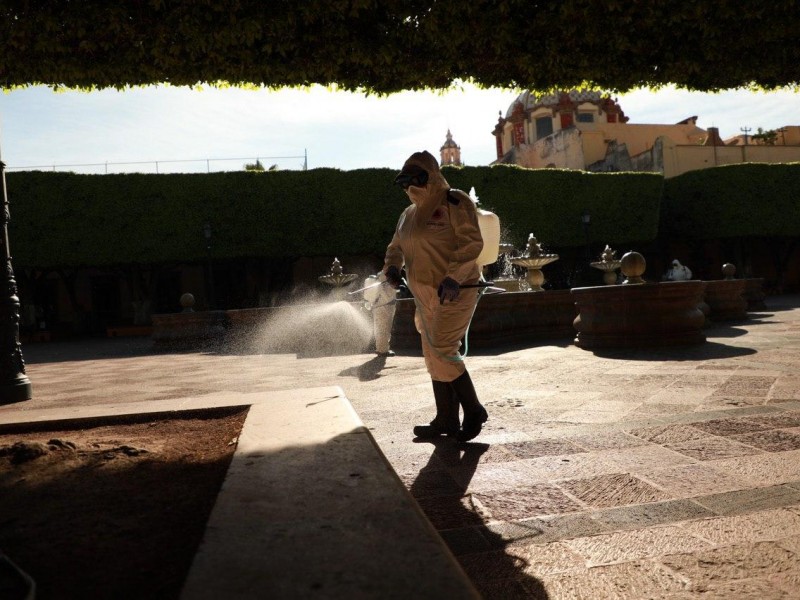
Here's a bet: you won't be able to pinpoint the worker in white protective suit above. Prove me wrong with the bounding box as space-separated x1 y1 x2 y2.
362 271 397 357
383 151 488 442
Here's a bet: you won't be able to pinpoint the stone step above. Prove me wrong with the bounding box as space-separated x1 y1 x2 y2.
180 387 479 599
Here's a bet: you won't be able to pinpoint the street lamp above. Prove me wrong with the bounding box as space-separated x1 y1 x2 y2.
581 211 591 259
0 154 33 404
203 223 215 310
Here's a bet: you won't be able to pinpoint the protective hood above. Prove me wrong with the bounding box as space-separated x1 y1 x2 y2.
398 150 449 207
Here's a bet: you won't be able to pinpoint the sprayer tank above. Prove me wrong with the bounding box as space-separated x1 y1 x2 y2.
476 209 500 267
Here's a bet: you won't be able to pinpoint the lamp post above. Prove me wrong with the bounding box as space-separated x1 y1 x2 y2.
203 223 215 310
579 210 592 286
581 211 591 256
0 154 32 404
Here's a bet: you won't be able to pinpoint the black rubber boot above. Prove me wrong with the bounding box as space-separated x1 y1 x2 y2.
451 370 488 442
413 380 460 438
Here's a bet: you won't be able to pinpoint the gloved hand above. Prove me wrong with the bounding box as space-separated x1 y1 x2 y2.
437 277 460 304
385 265 402 288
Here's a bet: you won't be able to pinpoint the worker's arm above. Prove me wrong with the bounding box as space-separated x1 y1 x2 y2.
446 192 483 283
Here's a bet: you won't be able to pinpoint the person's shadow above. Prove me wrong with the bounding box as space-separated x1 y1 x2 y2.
409 438 548 599
337 355 394 381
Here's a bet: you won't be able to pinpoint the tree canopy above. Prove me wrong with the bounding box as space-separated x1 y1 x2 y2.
2 1 799 93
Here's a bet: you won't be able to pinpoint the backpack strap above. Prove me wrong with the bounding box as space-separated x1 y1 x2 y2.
445 189 460 205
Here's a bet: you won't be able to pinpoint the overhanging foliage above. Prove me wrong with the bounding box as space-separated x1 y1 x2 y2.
7 168 662 268
3 1 800 93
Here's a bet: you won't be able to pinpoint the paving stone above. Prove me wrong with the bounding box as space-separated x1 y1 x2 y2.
663 578 790 599
576 560 690 598
568 430 649 451
414 494 487 530
481 520 550 547
679 508 800 545
438 526 493 556
731 429 800 452
629 403 698 418
521 452 623 483
700 396 769 410
501 438 586 459
669 374 730 388
452 460 541 493
627 424 708 444
691 417 771 436
693 485 800 516
565 525 711 566
457 549 529 582
484 513 610 547
594 498 714 530
711 449 800 487
711 376 778 396
535 568 617 600
532 513 614 543
659 541 800 588
775 533 800 555
642 390 709 407
552 410 636 424
747 411 800 429
400 469 465 499
557 473 670 508
665 436 765 461
504 541 587 577
602 445 698 472
475 484 585 521
476 577 545 600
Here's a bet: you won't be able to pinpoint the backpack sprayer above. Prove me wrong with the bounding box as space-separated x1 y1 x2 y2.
349 187 503 358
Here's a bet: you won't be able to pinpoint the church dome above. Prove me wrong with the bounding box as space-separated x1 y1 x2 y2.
505 89 604 118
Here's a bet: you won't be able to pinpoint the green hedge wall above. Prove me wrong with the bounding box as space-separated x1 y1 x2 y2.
6 167 663 268
661 163 800 240
443 166 663 250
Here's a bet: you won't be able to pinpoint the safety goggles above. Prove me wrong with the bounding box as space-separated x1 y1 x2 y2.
394 169 429 189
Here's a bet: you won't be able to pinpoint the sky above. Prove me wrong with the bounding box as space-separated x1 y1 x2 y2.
0 83 797 174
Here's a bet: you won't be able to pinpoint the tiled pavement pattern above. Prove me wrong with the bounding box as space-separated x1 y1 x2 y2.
15 294 800 598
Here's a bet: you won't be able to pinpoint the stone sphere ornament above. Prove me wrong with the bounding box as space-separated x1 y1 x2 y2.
722 263 736 280
620 251 646 284
180 293 196 312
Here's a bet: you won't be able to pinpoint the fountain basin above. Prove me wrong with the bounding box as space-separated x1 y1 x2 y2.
391 290 577 350
703 279 748 321
571 281 707 349
590 260 622 285
743 277 767 311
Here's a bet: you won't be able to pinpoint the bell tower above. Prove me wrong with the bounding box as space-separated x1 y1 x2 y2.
439 130 462 166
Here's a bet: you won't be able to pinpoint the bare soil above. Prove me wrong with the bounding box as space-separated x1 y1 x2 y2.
0 407 248 600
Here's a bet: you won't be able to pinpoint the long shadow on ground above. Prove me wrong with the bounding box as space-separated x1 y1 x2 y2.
409 439 549 599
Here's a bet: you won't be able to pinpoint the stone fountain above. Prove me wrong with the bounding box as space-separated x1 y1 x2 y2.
511 234 559 292
571 250 707 348
488 243 524 292
318 257 359 300
590 245 622 285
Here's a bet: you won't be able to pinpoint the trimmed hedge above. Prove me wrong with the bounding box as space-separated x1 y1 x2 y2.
443 166 663 250
7 167 663 268
661 163 800 240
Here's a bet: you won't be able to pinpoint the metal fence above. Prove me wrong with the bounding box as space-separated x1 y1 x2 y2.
6 152 308 174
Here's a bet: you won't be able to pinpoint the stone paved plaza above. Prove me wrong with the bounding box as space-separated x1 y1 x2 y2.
11 294 800 598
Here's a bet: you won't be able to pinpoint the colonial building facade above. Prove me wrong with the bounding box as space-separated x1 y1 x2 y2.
492 90 800 178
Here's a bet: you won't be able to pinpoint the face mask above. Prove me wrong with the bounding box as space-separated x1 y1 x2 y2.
406 185 426 203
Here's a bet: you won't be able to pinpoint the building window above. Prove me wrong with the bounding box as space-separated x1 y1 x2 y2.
577 112 594 123
535 116 553 140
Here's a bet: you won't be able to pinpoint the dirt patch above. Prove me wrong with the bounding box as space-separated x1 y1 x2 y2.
0 407 248 599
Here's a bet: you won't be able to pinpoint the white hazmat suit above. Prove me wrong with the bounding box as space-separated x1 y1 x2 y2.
384 151 488 441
